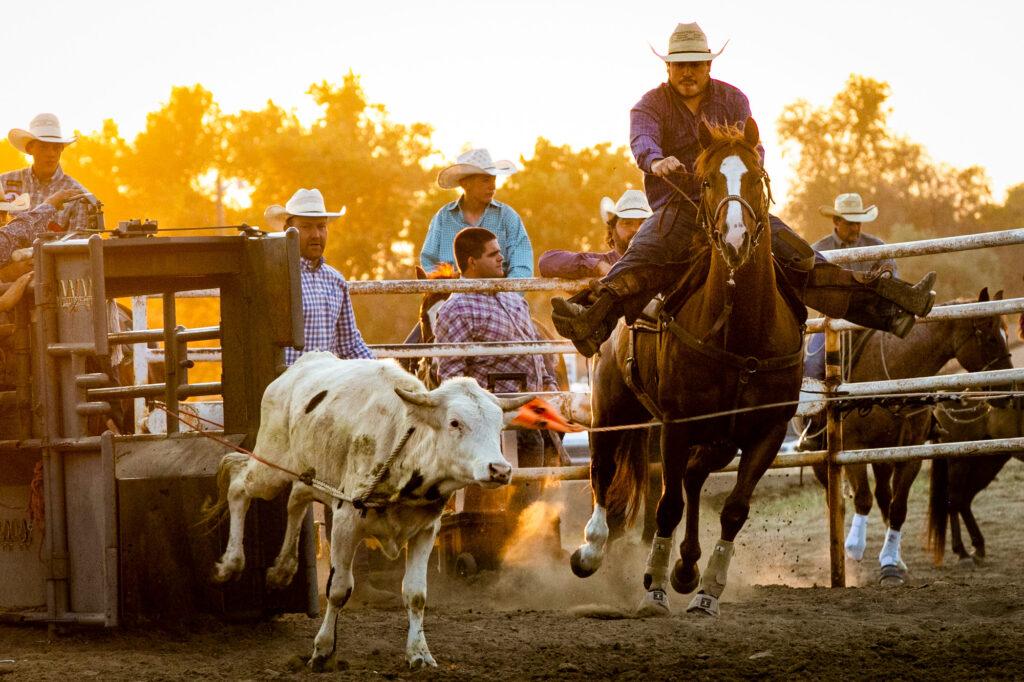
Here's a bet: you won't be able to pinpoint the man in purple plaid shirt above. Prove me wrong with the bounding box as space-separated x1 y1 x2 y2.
434 228 557 395
265 188 374 366
551 22 937 357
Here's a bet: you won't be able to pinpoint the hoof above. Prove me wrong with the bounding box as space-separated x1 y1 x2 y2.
266 563 297 590
971 554 986 567
670 560 700 595
636 589 671 618
686 592 720 617
408 651 437 670
210 560 241 584
844 541 866 561
308 654 330 673
570 548 598 578
879 564 907 587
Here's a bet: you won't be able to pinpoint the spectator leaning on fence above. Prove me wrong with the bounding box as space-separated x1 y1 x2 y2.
420 149 534 279
265 188 374 365
433 227 557 467
2 113 93 233
538 189 652 279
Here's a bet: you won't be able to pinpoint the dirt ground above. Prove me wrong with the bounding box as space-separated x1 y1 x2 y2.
2 459 1022 680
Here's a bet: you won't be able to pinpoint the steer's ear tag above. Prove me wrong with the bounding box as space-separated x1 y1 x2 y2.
510 398 584 433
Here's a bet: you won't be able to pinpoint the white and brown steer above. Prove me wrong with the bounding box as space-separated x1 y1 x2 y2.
205 352 528 670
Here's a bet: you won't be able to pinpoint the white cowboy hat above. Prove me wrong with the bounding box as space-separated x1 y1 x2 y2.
437 148 518 190
8 113 78 154
600 189 653 224
264 188 346 230
819 193 878 223
651 22 728 63
0 193 30 213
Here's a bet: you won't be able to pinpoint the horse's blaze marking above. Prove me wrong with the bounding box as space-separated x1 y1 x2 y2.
305 390 329 414
719 155 748 251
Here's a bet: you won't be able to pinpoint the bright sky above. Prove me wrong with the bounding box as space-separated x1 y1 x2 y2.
6 0 1022 210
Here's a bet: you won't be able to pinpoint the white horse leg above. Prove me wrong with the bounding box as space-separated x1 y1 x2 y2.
309 503 360 672
687 539 734 616
878 527 906 571
636 535 673 617
403 520 440 670
570 505 609 577
845 513 869 561
266 482 316 589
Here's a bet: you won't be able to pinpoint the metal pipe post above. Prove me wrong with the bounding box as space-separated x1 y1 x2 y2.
824 322 845 588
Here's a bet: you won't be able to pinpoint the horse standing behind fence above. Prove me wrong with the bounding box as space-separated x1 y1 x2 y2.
570 118 804 617
811 289 1012 585
928 323 1023 565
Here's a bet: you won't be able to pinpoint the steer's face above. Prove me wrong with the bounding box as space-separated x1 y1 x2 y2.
396 379 526 492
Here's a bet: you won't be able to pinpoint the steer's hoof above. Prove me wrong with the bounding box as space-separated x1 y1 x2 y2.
879 564 907 587
636 589 671 617
670 560 700 595
570 548 597 578
687 592 720 617
210 560 241 584
307 654 330 673
408 650 437 670
265 563 297 590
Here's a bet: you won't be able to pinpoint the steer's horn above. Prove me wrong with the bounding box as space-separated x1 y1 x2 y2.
395 387 441 408
492 394 535 411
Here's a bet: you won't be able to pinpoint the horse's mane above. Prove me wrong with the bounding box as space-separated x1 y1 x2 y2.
695 123 759 178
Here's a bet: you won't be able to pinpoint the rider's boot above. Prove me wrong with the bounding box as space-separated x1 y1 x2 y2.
804 267 937 338
551 272 649 357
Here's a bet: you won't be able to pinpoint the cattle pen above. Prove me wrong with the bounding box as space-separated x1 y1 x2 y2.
126 226 1024 591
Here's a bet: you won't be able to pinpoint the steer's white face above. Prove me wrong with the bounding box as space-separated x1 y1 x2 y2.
398 379 514 494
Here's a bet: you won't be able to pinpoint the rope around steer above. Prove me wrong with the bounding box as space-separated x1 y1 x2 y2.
151 402 414 507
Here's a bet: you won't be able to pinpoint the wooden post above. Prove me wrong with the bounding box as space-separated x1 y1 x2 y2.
824 321 845 587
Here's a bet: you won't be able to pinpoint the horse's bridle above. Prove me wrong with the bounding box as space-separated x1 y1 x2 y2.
696 150 773 265
951 316 1012 373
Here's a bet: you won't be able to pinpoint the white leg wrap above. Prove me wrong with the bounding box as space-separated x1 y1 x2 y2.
878 527 903 569
845 513 869 561
577 505 609 571
644 536 673 591
697 539 734 599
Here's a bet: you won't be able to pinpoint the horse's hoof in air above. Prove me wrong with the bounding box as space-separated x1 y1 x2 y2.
636 589 671 618
686 592 720 617
878 564 907 587
570 548 597 578
844 537 866 561
670 560 700 595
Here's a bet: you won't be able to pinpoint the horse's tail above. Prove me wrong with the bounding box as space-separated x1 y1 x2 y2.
605 428 649 528
927 457 949 566
197 453 249 532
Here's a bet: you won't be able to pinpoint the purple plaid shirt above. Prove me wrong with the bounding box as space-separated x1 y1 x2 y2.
434 291 557 394
284 257 373 365
0 203 56 265
631 79 764 210
538 248 620 280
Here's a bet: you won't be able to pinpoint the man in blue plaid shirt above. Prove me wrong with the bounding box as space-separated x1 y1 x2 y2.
265 188 374 365
420 149 534 279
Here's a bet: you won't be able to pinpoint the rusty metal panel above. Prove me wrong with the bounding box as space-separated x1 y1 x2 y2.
0 450 45 612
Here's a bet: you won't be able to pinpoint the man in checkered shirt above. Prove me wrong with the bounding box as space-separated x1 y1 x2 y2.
434 227 557 467
264 188 373 365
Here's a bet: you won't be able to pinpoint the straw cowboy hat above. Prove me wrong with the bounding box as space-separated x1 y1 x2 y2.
651 22 728 63
437 148 518 190
600 189 653 224
264 188 346 230
8 113 78 153
819 193 878 223
0 193 30 213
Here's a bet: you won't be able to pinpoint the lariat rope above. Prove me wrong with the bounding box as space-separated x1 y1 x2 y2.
152 401 414 506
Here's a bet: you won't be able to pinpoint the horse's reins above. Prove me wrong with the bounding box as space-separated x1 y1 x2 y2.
151 401 415 509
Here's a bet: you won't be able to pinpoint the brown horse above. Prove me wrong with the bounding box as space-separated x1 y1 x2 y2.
811 290 1012 585
929 322 1023 565
570 118 804 617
